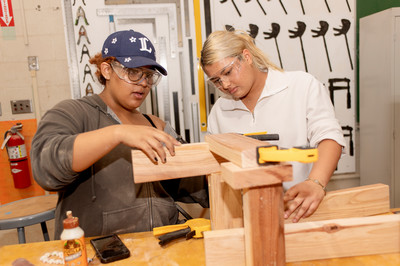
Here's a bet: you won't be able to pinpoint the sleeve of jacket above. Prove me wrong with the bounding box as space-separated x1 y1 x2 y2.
30 99 85 191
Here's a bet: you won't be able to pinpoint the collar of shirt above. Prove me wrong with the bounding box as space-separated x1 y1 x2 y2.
219 69 289 111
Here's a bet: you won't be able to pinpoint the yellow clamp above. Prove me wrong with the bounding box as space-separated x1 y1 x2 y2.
153 218 211 239
257 145 318 164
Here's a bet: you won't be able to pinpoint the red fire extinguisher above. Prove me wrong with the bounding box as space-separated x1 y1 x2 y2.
1 123 32 188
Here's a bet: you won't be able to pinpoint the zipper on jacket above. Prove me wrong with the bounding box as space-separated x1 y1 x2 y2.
146 183 154 230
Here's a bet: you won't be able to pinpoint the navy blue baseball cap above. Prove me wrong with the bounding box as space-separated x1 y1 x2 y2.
102 30 167 75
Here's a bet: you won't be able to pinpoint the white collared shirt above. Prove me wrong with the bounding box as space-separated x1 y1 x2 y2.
207 69 346 189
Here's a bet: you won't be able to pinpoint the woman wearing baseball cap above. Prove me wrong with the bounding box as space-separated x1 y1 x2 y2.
31 30 208 239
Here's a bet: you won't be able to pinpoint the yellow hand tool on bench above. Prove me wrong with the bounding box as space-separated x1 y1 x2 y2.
153 218 211 246
257 145 318 165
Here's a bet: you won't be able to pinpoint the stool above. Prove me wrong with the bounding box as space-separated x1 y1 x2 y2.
0 195 58 244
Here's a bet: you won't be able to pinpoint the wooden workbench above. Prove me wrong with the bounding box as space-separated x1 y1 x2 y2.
0 231 399 265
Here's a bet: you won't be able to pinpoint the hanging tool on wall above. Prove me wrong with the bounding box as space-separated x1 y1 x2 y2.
311 21 332 72
278 0 287 14
324 0 331 13
341 125 353 156
85 83 94 96
220 0 241 17
75 6 89 25
257 145 318 165
79 44 90 63
83 64 94 83
248 24 259 39
333 19 353 70
346 0 351 12
289 21 308 72
77 25 91 45
245 0 266 16
264 23 283 69
328 78 351 109
72 0 86 6
153 218 211 246
299 0 305 15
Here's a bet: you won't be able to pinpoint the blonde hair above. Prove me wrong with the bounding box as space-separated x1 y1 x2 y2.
200 30 281 71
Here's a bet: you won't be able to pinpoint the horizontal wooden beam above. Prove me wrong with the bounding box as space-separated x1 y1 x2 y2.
221 162 292 189
205 133 267 168
285 183 390 223
204 214 400 264
132 143 220 183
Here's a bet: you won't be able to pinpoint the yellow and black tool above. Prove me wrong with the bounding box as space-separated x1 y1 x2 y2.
153 218 211 246
257 145 318 165
243 131 280 141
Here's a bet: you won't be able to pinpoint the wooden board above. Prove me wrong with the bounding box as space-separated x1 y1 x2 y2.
221 162 292 189
0 231 205 265
132 143 221 183
0 195 57 220
208 172 243 230
203 214 400 264
285 183 390 223
242 185 285 265
205 133 267 168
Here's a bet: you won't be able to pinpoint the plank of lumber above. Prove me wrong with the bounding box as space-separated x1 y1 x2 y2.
242 185 285 265
205 133 268 168
208 172 243 230
221 162 292 189
203 214 400 264
285 183 390 223
132 143 220 183
203 228 245 266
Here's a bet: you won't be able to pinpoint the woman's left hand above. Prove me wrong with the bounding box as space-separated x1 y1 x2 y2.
283 180 325 223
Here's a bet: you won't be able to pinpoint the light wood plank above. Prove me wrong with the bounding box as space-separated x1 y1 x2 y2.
204 214 400 264
221 162 292 189
205 133 268 168
285 214 400 262
203 228 245 266
208 173 243 230
132 143 220 183
285 183 390 223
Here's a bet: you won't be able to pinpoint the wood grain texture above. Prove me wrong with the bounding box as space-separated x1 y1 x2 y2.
132 143 220 183
242 185 285 265
204 214 400 264
203 228 245 266
221 162 292 189
205 133 267 168
285 183 390 223
0 195 57 220
208 173 243 230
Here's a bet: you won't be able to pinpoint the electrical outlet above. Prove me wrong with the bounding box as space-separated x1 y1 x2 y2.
11 100 32 114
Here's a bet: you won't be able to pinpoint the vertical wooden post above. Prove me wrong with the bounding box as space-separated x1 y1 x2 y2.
208 172 243 230
242 184 285 265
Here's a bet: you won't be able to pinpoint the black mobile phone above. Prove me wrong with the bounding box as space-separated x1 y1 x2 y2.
90 234 130 263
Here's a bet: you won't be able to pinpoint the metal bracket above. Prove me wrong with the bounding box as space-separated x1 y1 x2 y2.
27 56 39 71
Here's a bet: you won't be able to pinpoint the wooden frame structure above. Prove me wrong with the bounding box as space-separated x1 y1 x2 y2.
132 133 399 265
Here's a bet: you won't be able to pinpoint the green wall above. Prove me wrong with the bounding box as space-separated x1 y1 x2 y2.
357 0 400 19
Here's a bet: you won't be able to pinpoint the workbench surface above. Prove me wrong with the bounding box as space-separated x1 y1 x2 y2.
0 231 399 265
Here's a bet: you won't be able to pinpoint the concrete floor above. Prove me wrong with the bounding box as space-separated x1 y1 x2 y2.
0 219 55 246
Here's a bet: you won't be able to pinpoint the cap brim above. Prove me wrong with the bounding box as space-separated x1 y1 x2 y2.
116 56 167 76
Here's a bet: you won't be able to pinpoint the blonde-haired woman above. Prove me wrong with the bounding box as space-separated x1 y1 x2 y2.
201 30 345 223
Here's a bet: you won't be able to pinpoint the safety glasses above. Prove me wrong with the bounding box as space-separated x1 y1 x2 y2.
110 62 162 86
206 57 242 89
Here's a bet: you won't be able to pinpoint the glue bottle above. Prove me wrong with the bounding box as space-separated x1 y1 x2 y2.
61 210 88 266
